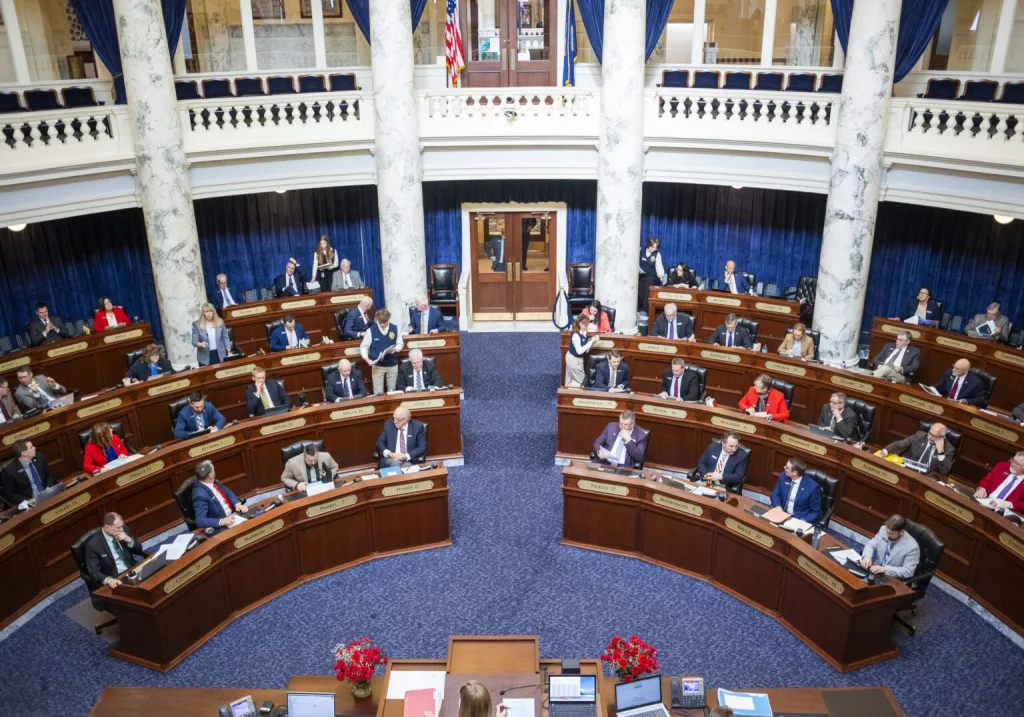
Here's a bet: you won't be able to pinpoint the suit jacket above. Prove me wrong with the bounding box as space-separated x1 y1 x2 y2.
83 435 129 473
778 334 815 360
273 269 308 298
770 473 823 524
723 272 751 294
0 393 22 421
83 527 147 586
396 362 444 391
409 306 446 334
331 269 365 291
281 451 340 490
325 368 368 402
884 430 956 476
376 419 427 462
270 323 309 352
738 386 790 422
860 526 921 579
710 325 753 350
192 322 230 365
932 369 986 407
173 403 227 439
873 343 922 378
1013 402 1024 423
191 480 241 529
94 307 131 332
593 423 648 466
14 376 67 411
343 309 373 340
211 286 244 312
978 462 1024 513
28 316 72 346
245 380 289 416
900 298 941 323
593 361 631 391
816 404 859 441
0 454 57 505
127 358 174 383
651 313 694 340
660 369 700 401
694 442 749 489
965 313 1011 342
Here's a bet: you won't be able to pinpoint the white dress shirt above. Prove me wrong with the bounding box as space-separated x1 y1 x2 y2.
105 311 118 326
203 481 232 515
206 326 219 350
390 424 410 455
725 273 738 293
286 328 298 348
785 478 802 514
220 288 236 307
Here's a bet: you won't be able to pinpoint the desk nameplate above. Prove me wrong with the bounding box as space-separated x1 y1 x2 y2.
234 519 285 550
710 416 756 434
578 479 630 497
780 434 827 456
642 404 688 419
830 375 873 393
344 347 362 356
572 397 618 409
40 492 90 525
3 421 50 446
999 533 1024 559
77 398 123 419
898 394 944 415
638 343 677 355
754 302 793 315
116 460 165 487
281 299 317 310
705 296 742 307
147 378 192 396
657 292 694 302
924 490 974 523
797 555 845 595
229 305 268 318
993 350 1024 368
0 534 14 555
880 324 920 339
594 339 616 349
163 555 213 594
724 517 774 548
305 494 357 517
381 480 434 497
215 363 256 379
701 350 741 364
935 336 977 353
330 294 362 304
652 493 703 517
188 435 237 458
407 339 447 349
765 360 806 377
331 405 376 420
0 355 31 372
969 418 1018 442
280 352 321 366
46 341 89 358
851 458 900 486
103 329 144 344
260 417 307 436
402 398 446 410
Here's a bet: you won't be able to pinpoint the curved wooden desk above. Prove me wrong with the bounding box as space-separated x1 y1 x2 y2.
562 462 913 672
556 388 1024 641
0 322 154 395
1 332 462 480
98 465 451 671
0 391 462 631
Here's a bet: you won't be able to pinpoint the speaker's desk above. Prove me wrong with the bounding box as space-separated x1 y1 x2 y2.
223 288 370 353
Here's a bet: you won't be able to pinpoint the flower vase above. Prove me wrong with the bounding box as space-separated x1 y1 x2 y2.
352 680 373 699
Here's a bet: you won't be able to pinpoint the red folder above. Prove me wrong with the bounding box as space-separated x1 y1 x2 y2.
403 688 437 717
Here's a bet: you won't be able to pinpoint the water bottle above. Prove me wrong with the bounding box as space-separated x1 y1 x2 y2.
841 360 847 369
761 344 767 353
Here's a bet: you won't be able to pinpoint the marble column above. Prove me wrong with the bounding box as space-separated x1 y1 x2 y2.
812 0 901 363
792 0 821 67
594 0 646 334
369 0 428 315
113 0 207 368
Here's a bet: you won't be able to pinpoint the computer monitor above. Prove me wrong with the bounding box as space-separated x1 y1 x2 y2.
287 691 335 717
548 675 597 703
615 675 662 712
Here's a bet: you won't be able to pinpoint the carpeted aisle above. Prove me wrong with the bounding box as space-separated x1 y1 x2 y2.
1 332 1022 716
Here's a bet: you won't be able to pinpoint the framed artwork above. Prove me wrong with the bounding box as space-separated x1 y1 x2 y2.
301 0 343 19
250 0 286 20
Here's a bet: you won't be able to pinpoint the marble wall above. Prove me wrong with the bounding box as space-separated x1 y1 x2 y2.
791 0 821 66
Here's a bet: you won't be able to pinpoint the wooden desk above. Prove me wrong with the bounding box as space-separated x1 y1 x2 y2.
869 317 1024 408
0 391 463 632
0 323 154 395
224 289 370 353
556 388 1024 642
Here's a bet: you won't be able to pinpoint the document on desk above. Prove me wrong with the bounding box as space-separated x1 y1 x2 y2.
501 698 534 717
385 670 447 701
781 517 812 533
828 548 863 565
305 481 336 497
918 383 941 397
760 507 790 524
716 689 772 717
686 485 719 497
157 533 195 561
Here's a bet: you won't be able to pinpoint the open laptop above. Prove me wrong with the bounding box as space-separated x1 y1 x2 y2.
614 675 670 717
548 675 597 717
287 691 335 717
263 404 291 417
806 423 834 439
32 481 66 506
124 551 169 585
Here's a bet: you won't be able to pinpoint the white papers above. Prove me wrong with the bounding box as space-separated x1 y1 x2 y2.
781 517 813 532
903 316 920 325
502 698 534 717
402 465 422 474
716 689 772 716
158 533 195 560
977 320 997 336
918 383 941 397
976 497 999 509
687 485 719 498
305 481 335 497
829 548 863 564
385 670 447 700
722 693 755 711
226 513 247 528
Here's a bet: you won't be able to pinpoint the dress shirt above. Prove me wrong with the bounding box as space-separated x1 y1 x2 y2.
341 272 352 289
206 326 219 351
220 288 236 307
20 458 43 497
203 481 233 515
725 273 738 293
992 473 1024 501
670 375 682 399
338 375 353 398
785 477 802 514
286 328 297 348
608 366 619 389
105 311 117 326
791 340 802 357
609 436 628 465
390 425 410 455
0 401 10 422
726 331 736 348
715 452 728 474
103 532 130 574
421 312 429 334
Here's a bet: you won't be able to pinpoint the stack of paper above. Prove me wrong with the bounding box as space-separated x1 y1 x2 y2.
716 689 772 717
501 698 535 717
760 506 790 524
828 548 863 565
156 533 195 561
781 517 812 533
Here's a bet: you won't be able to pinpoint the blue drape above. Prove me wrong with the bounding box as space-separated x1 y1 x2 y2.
576 0 675 63
831 0 950 83
644 0 674 62
162 0 187 57
193 187 383 308
345 0 431 44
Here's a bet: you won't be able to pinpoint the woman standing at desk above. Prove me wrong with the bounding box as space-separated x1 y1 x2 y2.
565 314 596 388
83 422 130 473
94 297 131 331
192 303 229 366
312 235 339 288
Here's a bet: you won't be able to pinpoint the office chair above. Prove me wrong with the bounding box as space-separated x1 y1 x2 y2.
333 309 350 340
703 439 751 494
590 428 650 469
168 398 190 430
772 379 794 409
604 307 617 332
894 519 945 636
567 263 595 315
125 349 145 370
916 421 963 454
804 470 839 530
265 319 284 344
174 475 200 531
70 528 119 634
738 317 760 345
585 355 608 388
968 367 997 408
847 398 876 442
785 327 821 359
77 422 131 452
280 439 325 466
429 264 459 318
686 365 708 401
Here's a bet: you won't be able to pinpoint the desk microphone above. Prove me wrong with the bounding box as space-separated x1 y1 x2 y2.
429 462 439 470
499 684 538 696
147 444 163 455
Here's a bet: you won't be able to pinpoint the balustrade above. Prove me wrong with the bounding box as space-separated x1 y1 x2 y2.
419 89 598 142
0 106 133 177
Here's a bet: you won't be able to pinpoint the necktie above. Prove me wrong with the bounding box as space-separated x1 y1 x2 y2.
787 482 799 513
950 376 962 399
342 378 350 398
111 536 132 569
399 428 407 455
196 412 205 430
344 274 351 289
0 400 9 421
881 541 893 565
672 376 680 399
757 395 766 413
715 452 727 474
28 462 44 493
37 383 54 406
829 414 837 430
668 322 675 340
920 444 934 465
261 386 273 409
212 482 233 513
887 348 902 366
609 368 617 388
222 289 233 306
727 332 733 348
996 475 1021 500
415 371 423 390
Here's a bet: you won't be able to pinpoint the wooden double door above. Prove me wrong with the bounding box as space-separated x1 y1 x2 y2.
470 212 556 320
460 0 557 87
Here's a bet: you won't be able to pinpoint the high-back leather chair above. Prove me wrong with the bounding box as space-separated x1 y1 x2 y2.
585 354 608 388
785 327 821 359
847 398 876 442
804 470 839 530
772 379 794 409
429 265 459 315
168 398 190 429
174 475 200 531
740 271 757 294
685 365 708 400
77 422 129 450
567 263 595 314
70 528 118 632
590 428 650 469
738 318 759 344
280 439 325 466
125 349 145 369
397 357 437 381
969 367 997 407
603 307 617 332
333 309 350 339
894 519 945 635
265 319 284 344
917 420 962 454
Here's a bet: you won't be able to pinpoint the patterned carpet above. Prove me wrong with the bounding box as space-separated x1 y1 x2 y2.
1 332 1023 716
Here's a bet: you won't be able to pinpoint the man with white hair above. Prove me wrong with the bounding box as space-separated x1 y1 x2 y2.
333 258 365 290
211 273 243 311
376 406 427 467
325 359 367 401
409 296 445 335
931 358 986 406
343 295 374 339
396 348 444 391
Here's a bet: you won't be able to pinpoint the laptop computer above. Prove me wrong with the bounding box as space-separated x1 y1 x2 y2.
614 675 670 717
806 423 834 438
262 404 291 417
50 392 76 409
124 551 170 585
32 482 66 506
287 691 335 717
548 675 597 717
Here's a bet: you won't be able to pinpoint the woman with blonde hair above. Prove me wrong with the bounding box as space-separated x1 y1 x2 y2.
83 422 130 473
312 235 339 288
424 680 507 717
777 322 815 361
565 314 596 387
192 302 230 366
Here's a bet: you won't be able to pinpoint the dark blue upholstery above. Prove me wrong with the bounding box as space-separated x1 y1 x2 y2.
0 91 25 113
692 70 720 89
202 79 233 98
299 75 327 93
754 72 784 91
818 74 843 93
175 80 201 100
661 70 689 88
958 80 998 102
723 72 752 90
329 73 357 91
62 87 98 108
786 73 816 92
999 82 1024 104
235 77 265 97
923 78 959 100
267 76 296 95
25 89 61 111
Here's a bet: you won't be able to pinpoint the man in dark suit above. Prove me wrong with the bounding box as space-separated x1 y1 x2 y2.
593 350 630 392
83 512 148 591
710 314 753 349
173 392 227 439
325 359 368 401
245 367 289 416
722 260 751 294
409 297 446 335
0 440 57 506
0 377 23 423
28 303 73 346
190 460 248 529
693 432 748 491
343 296 374 340
396 349 444 391
376 406 427 466
932 359 986 406
273 258 307 298
593 410 648 467
769 457 822 524
880 422 956 475
211 273 244 312
872 330 920 384
659 358 700 401
270 316 310 352
650 303 694 341
815 392 859 441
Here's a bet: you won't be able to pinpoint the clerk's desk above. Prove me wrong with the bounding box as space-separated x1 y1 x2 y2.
0 333 463 480
97 466 452 671
0 390 462 632
556 388 1024 642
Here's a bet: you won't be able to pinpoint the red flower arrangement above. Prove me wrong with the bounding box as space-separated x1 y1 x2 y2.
333 637 388 688
600 635 659 682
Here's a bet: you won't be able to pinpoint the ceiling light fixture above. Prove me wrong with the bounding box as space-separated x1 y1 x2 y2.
993 215 1014 224
276 189 287 194
6 224 27 232
731 185 744 190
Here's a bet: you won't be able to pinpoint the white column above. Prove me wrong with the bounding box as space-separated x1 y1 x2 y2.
792 0 821 67
311 0 327 69
238 0 258 71
990 0 1018 73
0 0 31 84
691 0 706 65
112 0 207 368
761 0 778 67
595 0 645 333
832 31 845 69
369 0 427 315
813 0 902 363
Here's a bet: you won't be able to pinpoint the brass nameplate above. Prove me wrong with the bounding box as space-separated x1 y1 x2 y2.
969 418 1018 442
705 296 742 307
344 347 362 356
711 416 756 434
993 350 1024 368
724 517 774 548
330 294 362 304
880 324 920 339
260 417 307 436
234 518 285 549
998 532 1024 559
381 479 434 497
331 405 376 420
103 328 144 344
281 299 317 310
578 479 629 497
2 421 50 446
407 339 447 349
754 302 793 315
638 342 677 355
40 492 90 525
215 363 256 379
594 339 616 349
116 460 165 487
658 292 693 302
401 398 445 410
701 350 741 364
935 336 977 352
148 378 192 396
830 375 873 393
780 434 827 456
0 534 14 555
797 555 845 595
652 493 703 516
46 341 89 357
306 494 357 517
76 398 123 419
0 355 31 372
281 352 321 366
851 458 899 486
188 435 237 457
898 394 944 415
642 404 688 419
764 360 806 377
229 305 268 317
572 397 618 409
163 555 213 594
924 490 974 523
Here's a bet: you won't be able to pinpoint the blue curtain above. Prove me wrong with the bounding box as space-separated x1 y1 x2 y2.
831 0 950 82
644 0 674 61
576 0 675 63
345 0 431 44
0 210 162 342
162 0 187 57
193 186 383 308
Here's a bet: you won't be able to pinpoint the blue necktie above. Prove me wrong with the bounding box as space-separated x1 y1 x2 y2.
342 378 350 398
882 541 893 566
28 462 44 493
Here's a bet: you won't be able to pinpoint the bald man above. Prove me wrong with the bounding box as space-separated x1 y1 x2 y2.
931 359 987 407
880 422 956 475
343 296 374 340
376 407 427 466
325 359 367 401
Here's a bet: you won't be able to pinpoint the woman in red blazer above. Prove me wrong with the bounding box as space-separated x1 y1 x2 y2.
93 296 131 332
738 374 790 422
581 301 612 334
83 422 130 473
973 454 1024 512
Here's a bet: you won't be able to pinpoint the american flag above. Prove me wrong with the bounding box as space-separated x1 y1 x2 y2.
445 0 466 88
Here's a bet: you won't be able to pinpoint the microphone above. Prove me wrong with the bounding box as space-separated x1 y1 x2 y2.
147 444 163 455
499 684 538 696
429 462 438 470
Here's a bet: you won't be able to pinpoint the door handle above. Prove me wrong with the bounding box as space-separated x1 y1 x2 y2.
506 261 513 280
510 47 517 71
500 47 508 71
514 262 522 281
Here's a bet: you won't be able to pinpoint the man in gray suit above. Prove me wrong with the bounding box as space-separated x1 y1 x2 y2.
332 259 365 291
0 377 23 423
880 422 956 476
860 514 920 579
14 366 67 411
872 330 921 383
965 302 1011 343
280 443 340 492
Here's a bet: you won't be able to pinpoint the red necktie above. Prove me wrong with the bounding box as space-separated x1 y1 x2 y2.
399 429 407 454
672 377 680 398
212 482 233 512
950 376 961 399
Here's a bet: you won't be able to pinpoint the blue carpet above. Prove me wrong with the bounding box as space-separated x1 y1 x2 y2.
2 332 1023 716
